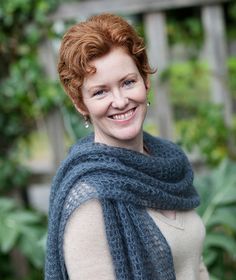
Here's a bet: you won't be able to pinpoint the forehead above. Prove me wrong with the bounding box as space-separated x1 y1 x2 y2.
83 47 139 88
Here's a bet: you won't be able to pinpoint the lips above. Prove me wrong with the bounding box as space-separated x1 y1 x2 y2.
108 108 136 121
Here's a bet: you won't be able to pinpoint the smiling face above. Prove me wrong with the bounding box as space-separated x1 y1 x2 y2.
78 47 149 151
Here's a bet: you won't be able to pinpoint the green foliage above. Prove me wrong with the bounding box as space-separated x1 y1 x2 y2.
167 8 203 49
0 0 64 188
0 0 62 278
226 1 236 39
228 57 236 98
0 157 29 193
0 198 46 271
0 56 62 158
166 3 236 47
0 0 88 277
0 198 46 265
195 160 236 279
161 60 210 118
177 103 234 165
161 58 236 165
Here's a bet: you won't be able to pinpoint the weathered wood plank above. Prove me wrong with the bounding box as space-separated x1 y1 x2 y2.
46 109 67 169
202 4 233 126
39 40 67 169
50 0 231 20
144 12 174 140
38 40 58 80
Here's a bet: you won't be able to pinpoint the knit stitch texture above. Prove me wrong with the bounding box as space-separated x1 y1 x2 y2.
45 132 200 280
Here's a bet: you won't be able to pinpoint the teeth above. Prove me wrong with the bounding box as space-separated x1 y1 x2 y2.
112 109 134 120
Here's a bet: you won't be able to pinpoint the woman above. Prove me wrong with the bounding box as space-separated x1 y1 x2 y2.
45 13 209 280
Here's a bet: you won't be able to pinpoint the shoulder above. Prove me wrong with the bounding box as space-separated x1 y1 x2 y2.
63 199 115 280
64 199 104 242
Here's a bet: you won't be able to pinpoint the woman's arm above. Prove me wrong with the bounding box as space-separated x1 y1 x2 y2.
199 256 210 280
63 199 116 280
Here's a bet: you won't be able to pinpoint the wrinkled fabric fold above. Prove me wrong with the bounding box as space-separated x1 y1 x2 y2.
45 132 200 280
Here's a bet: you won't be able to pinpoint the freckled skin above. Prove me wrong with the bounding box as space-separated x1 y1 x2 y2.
78 47 150 152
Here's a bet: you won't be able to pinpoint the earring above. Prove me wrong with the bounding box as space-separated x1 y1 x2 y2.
147 100 151 107
83 115 90 128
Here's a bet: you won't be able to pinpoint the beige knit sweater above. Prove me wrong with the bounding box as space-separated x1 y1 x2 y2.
64 199 209 280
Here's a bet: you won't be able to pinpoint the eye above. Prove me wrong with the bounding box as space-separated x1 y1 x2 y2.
93 89 105 97
123 79 136 88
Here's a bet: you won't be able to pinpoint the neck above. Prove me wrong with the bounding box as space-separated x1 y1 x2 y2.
94 132 145 154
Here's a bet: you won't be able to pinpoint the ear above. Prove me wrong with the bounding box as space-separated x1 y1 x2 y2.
72 100 89 116
145 78 151 91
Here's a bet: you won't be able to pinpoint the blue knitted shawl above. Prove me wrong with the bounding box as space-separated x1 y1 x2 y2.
45 132 200 280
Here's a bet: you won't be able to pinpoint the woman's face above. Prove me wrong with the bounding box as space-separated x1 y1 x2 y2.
79 47 149 149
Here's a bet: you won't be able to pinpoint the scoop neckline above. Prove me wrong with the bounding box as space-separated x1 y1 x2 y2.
148 209 184 230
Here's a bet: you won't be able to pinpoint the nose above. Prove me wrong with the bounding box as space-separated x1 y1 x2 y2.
111 89 129 109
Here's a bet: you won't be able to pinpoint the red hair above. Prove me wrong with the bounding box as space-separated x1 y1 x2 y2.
58 13 154 110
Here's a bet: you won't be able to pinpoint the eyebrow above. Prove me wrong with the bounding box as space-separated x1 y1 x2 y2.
119 73 138 82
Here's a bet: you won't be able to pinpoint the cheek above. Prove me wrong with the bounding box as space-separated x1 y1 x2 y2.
135 86 148 103
86 102 108 119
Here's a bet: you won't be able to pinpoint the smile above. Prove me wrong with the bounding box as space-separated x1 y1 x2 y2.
109 108 136 121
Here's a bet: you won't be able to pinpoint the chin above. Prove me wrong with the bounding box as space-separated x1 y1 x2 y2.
112 126 143 142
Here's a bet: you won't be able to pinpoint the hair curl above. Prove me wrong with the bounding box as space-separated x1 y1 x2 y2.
58 13 154 110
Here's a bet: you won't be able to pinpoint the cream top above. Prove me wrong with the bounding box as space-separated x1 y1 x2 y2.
63 199 209 280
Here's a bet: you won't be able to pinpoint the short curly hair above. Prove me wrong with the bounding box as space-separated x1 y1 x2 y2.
58 13 154 110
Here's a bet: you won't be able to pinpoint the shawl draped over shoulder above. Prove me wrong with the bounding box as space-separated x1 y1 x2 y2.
45 132 200 280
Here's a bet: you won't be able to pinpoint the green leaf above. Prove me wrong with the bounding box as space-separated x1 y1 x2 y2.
196 160 236 225
18 227 46 268
217 185 236 206
207 208 236 230
204 233 236 257
203 249 218 266
210 275 221 280
9 211 42 225
0 221 19 252
0 198 16 212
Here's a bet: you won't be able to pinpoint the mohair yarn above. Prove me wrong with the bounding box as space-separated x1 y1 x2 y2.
45 132 200 280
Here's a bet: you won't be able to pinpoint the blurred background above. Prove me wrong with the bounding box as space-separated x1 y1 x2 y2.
0 0 236 279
